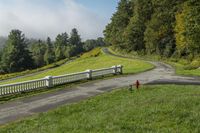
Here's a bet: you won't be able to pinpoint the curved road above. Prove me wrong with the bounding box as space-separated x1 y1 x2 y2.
0 48 200 125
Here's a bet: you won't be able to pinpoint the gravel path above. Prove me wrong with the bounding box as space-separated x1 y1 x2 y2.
0 48 199 125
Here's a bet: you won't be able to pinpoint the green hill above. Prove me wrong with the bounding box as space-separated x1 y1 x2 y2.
0 48 154 85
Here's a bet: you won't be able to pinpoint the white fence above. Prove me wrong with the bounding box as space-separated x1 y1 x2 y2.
0 65 123 96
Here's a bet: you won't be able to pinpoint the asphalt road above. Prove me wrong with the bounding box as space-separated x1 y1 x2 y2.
0 48 200 125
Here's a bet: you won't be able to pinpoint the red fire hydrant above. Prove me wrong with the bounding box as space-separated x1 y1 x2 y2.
136 80 140 89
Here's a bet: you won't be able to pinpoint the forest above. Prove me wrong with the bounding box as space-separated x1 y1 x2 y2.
104 0 200 60
0 29 105 74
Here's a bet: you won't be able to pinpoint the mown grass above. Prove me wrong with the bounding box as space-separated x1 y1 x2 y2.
1 85 200 133
109 47 200 77
0 58 69 81
0 48 154 85
168 61 200 77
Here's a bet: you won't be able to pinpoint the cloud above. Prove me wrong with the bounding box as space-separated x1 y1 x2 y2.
0 0 108 40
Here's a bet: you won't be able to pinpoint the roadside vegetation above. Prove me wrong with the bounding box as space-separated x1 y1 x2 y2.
104 0 200 75
1 85 199 133
0 48 154 85
109 47 200 77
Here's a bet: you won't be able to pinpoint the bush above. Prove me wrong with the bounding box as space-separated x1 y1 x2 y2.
183 59 200 70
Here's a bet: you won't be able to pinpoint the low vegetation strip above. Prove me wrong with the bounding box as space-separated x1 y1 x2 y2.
0 85 199 132
0 48 154 85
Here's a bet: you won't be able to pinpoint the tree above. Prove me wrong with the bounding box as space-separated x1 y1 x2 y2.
104 0 132 49
1 30 34 73
123 0 152 52
55 34 65 61
144 0 179 57
31 40 46 67
69 28 83 55
185 0 200 57
44 37 55 65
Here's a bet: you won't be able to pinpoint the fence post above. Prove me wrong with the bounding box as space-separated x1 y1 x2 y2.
117 65 123 74
112 65 117 75
86 70 92 80
45 76 53 88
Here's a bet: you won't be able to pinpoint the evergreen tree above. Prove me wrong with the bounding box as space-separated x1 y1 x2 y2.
1 30 34 73
69 28 83 55
44 37 55 65
55 34 65 61
31 40 46 67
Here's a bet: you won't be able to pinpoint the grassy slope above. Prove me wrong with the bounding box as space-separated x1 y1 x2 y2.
0 48 154 85
168 62 200 77
1 85 200 133
0 58 69 81
109 47 200 77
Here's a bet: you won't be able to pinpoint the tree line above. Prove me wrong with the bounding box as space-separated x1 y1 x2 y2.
0 29 105 74
104 0 200 59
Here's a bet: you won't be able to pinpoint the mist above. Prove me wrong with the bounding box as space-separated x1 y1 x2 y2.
0 0 108 40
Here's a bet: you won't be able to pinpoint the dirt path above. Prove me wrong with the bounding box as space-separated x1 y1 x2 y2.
0 49 200 125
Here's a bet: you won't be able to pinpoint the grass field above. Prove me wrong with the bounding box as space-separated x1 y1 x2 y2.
1 85 200 133
0 48 154 85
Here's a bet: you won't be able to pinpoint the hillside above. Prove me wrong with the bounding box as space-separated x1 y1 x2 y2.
104 0 200 65
0 48 154 85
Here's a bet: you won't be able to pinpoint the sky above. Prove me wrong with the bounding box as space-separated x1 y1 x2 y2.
0 0 119 40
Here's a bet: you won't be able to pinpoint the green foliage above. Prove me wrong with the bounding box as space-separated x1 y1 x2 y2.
0 30 34 73
104 0 132 48
1 85 200 132
69 28 83 54
44 37 55 65
123 0 152 52
31 40 47 67
104 0 200 60
83 37 105 52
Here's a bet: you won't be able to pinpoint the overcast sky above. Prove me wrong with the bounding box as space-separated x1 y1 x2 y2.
0 0 118 40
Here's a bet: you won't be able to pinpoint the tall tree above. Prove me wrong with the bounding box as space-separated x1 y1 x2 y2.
104 0 132 49
44 37 55 65
185 0 200 57
31 40 46 67
123 0 152 52
144 0 179 57
1 30 34 73
55 34 65 61
69 28 83 55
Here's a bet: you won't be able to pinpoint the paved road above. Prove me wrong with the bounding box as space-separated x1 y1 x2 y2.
0 49 200 125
